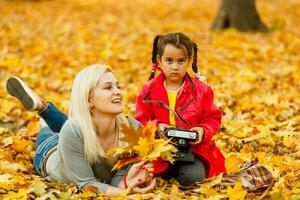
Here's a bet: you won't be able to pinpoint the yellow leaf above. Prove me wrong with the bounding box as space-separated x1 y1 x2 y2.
196 173 223 190
1 99 15 113
0 173 12 182
199 188 218 196
146 139 176 162
170 184 185 198
134 137 152 157
227 182 247 200
13 136 34 153
106 146 129 157
225 155 244 174
31 182 48 196
26 121 39 136
2 136 13 147
0 127 10 135
7 188 28 199
207 195 228 200
270 155 285 167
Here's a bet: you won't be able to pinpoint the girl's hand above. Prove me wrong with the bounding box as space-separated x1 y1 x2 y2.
189 127 204 145
156 123 170 138
125 161 154 189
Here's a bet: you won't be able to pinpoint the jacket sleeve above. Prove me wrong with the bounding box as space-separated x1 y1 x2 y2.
197 86 222 144
134 85 153 126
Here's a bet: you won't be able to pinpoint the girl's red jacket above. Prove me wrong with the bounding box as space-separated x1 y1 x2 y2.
135 72 226 177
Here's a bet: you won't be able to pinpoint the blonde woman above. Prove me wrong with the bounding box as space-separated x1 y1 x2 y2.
6 64 156 196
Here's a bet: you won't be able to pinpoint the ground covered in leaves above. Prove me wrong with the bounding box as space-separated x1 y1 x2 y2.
0 0 299 199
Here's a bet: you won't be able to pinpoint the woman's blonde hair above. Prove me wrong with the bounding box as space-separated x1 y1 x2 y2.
68 64 127 164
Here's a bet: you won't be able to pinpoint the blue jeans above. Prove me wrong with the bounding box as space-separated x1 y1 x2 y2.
33 103 68 175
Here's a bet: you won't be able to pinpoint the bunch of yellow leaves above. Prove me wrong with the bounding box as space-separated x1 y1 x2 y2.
107 122 177 171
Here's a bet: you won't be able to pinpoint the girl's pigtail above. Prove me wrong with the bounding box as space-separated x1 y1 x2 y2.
148 35 161 80
192 42 198 74
192 43 206 82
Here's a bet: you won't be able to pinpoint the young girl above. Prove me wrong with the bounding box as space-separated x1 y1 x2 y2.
6 64 156 196
135 32 226 186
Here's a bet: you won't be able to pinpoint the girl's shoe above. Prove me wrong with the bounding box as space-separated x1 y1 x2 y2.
6 76 42 111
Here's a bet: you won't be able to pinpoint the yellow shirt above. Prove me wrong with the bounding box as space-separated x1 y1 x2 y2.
167 91 177 127
165 81 185 127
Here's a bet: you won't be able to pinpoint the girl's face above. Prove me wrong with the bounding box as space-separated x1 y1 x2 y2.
158 44 190 85
89 72 123 116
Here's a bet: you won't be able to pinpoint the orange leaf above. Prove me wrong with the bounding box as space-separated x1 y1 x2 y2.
120 123 144 146
111 156 141 171
84 185 98 193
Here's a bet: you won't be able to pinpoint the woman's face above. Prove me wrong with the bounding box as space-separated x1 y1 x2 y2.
89 72 123 115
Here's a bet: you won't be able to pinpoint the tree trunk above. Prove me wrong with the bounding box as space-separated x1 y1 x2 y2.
211 0 269 32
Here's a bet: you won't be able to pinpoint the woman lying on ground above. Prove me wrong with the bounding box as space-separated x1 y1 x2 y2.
6 64 156 196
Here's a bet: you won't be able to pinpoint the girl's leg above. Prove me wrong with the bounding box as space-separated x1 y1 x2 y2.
34 126 59 175
6 76 68 132
176 158 206 186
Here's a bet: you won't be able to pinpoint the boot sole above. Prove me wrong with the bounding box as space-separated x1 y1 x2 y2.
6 77 34 110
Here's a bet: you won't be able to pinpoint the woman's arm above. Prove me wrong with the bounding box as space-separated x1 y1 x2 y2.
59 120 156 196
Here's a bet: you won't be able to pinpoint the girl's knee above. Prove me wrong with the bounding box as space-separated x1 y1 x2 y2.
177 171 205 186
177 159 206 186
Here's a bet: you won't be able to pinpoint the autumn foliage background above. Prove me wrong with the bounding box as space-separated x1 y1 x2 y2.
0 0 299 199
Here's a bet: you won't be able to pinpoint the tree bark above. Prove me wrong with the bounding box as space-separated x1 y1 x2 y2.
211 0 269 32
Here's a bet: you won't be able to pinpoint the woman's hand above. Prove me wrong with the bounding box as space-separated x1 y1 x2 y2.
124 161 156 193
156 123 170 138
132 177 156 194
189 127 204 145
